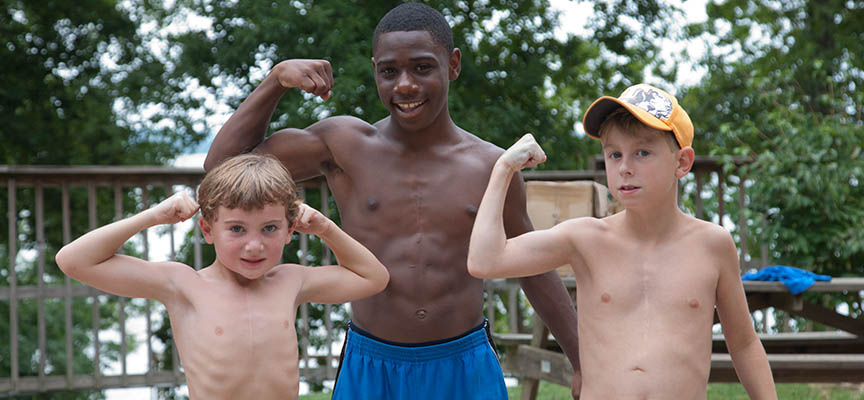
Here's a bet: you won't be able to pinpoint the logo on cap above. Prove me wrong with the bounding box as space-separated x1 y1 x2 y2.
621 86 673 121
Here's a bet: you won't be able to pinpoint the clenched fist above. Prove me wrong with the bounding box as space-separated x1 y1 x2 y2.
150 192 199 226
498 133 547 172
272 59 334 100
292 203 333 236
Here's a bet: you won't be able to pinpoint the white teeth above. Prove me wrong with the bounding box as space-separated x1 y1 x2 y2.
398 101 423 110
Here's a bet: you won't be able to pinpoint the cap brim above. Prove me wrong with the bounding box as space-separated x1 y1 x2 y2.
583 97 671 139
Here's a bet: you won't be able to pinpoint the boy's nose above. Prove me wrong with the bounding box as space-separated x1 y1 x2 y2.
394 71 419 94
244 238 265 252
618 158 634 176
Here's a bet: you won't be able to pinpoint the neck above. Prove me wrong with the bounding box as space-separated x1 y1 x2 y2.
620 200 686 243
383 112 460 149
206 260 257 287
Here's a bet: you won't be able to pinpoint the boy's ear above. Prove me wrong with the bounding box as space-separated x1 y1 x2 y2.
200 218 215 244
675 146 696 178
286 218 298 244
449 48 461 80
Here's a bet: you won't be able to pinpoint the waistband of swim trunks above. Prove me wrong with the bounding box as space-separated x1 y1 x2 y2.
345 320 490 362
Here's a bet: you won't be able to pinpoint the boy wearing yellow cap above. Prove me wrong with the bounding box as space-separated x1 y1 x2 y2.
468 84 777 398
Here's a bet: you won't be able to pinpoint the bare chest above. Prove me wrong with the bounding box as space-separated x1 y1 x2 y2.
579 247 720 316
330 153 490 237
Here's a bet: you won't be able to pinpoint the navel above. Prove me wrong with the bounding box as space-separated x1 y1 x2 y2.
688 298 700 309
214 326 224 336
367 198 379 211
415 309 427 320
601 293 612 303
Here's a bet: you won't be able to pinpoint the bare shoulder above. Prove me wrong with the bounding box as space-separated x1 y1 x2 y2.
556 215 609 240
306 115 376 138
262 263 306 280
687 216 734 245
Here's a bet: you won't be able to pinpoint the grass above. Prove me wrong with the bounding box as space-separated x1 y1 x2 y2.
301 383 864 399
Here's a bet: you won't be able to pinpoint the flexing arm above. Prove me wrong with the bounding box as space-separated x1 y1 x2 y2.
294 204 389 304
204 59 334 180
467 134 582 397
714 231 777 399
467 134 570 278
55 193 199 300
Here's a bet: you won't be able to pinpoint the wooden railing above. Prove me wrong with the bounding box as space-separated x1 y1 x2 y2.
0 156 801 395
0 165 339 395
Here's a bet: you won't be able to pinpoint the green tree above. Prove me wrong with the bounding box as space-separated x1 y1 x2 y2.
682 0 863 326
0 1 206 397
148 0 678 170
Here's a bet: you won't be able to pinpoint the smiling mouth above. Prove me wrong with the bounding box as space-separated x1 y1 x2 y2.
394 100 425 113
619 185 640 192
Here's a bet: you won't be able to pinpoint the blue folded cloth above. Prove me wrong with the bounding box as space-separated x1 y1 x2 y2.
741 265 832 294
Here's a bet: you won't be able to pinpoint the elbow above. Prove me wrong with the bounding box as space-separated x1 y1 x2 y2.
54 247 78 277
203 153 220 172
375 269 390 294
467 255 493 279
367 263 390 295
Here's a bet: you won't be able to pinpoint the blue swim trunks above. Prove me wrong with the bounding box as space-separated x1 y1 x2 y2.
331 320 508 400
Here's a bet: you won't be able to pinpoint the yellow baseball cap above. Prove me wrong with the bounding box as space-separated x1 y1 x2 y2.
582 83 693 148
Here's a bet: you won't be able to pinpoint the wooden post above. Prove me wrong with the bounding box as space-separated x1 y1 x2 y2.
520 313 550 400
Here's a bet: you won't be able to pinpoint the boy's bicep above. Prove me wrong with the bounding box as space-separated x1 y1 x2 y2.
67 255 186 301
493 225 577 278
256 128 331 181
297 265 380 305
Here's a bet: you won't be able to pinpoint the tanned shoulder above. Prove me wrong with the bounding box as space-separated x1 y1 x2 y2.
308 115 376 139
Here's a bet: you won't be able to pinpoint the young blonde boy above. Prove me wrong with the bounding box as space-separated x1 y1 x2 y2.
468 84 777 399
56 154 389 400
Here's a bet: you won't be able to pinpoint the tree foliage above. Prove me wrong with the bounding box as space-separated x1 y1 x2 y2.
0 0 205 165
146 0 676 169
682 0 864 278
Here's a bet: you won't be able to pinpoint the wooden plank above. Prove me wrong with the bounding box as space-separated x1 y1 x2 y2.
520 314 552 400
742 278 864 293
710 353 864 383
499 331 864 354
504 350 864 385
0 364 333 395
504 345 573 388
793 302 864 337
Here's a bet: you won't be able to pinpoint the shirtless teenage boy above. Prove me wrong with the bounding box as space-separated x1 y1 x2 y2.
469 84 777 399
204 3 581 398
56 154 389 400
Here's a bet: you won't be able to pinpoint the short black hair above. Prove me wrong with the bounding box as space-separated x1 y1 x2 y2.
373 3 454 54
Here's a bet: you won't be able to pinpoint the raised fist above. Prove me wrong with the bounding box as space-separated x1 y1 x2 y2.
273 59 334 100
499 133 547 171
150 192 199 226
292 203 332 236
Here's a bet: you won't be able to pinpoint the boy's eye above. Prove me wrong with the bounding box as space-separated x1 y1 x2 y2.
379 67 396 76
608 152 622 159
637 150 651 157
263 225 277 233
230 226 244 233
417 64 432 72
